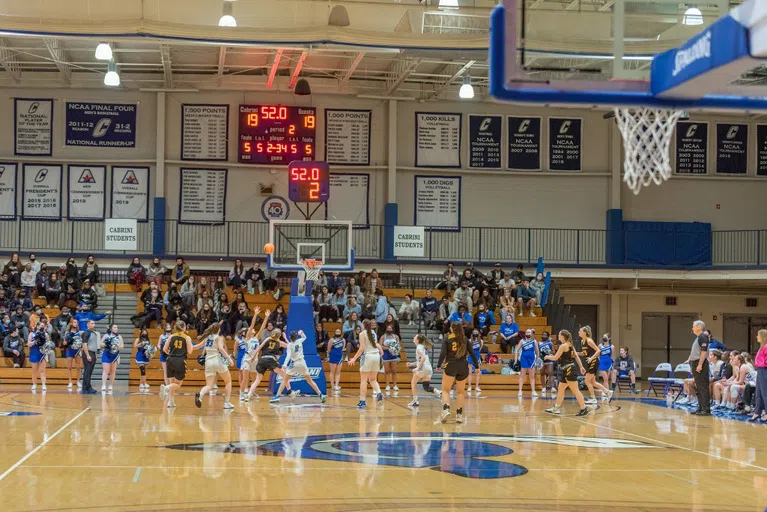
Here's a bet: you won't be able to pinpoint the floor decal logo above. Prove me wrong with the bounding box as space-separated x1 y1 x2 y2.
165 433 660 479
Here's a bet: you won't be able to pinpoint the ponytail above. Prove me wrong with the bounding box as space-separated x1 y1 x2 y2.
416 333 433 350
450 322 468 359
559 329 572 343
363 319 377 348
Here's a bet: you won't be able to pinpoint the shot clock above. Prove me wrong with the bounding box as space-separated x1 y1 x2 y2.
238 105 316 164
288 161 330 203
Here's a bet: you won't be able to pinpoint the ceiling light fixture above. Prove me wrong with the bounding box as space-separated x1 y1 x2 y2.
104 61 120 87
682 7 703 26
219 1 237 27
95 42 112 60
459 76 474 99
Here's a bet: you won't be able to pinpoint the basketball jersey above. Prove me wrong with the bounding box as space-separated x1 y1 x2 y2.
599 344 613 366
204 335 220 358
363 331 379 355
285 336 306 363
236 336 248 356
470 338 481 353
583 339 596 358
416 344 432 370
442 334 466 364
168 334 189 358
560 343 576 366
262 336 282 357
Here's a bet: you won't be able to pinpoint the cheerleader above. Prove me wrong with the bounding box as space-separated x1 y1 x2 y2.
63 319 83 390
100 324 123 393
578 326 612 403
270 330 327 403
27 322 49 392
380 326 400 395
514 329 539 398
437 322 479 423
194 323 235 410
544 330 589 416
326 328 346 394
245 311 291 401
347 319 383 409
538 331 556 397
598 334 615 393
134 327 152 391
158 324 173 387
466 329 483 395
406 334 441 407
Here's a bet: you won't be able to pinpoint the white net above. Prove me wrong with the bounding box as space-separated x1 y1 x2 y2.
614 107 685 195
298 259 322 294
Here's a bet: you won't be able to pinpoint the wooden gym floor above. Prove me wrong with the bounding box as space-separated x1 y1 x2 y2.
0 385 764 512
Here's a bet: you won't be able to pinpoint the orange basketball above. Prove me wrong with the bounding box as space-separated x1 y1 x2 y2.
264 243 275 255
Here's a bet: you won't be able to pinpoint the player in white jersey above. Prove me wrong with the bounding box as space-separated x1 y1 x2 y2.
270 330 327 403
193 323 235 410
406 334 441 407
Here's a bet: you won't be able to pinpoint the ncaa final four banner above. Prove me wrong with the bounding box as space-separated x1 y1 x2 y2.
111 166 149 221
22 164 62 220
65 102 137 148
67 165 106 220
468 115 502 169
14 98 53 156
0 163 17 218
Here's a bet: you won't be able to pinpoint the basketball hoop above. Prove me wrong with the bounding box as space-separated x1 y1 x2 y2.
300 258 323 283
614 107 685 195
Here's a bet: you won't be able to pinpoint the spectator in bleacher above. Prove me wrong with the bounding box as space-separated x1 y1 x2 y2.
610 346 639 394
259 320 275 342
399 294 420 326
79 320 100 394
164 283 182 314
51 306 71 343
231 302 253 333
133 286 162 328
35 263 49 298
180 275 197 309
473 303 495 337
360 296 375 321
497 313 520 354
3 325 25 368
437 295 452 331
62 273 80 306
197 289 214 312
343 311 362 335
147 257 168 286
20 263 36 297
436 262 460 294
327 272 345 293
516 279 537 317
213 275 226 296
312 270 328 295
245 262 265 295
381 313 400 338
510 263 526 284
3 253 24 290
73 303 110 328
344 295 361 321
477 288 496 313
195 303 217 333
374 288 389 333
140 281 159 303
127 257 146 289
64 257 78 280
421 290 439 330
170 257 190 286
0 289 8 310
264 267 280 299
10 306 29 341
490 263 505 284
705 329 728 351
317 285 334 322
77 280 98 312
365 269 382 301
268 304 288 331
453 280 473 312
227 259 246 291
315 322 330 356
498 288 516 320
357 271 368 296
530 272 545 304
333 287 347 320
218 303 234 338
28 253 39 274
12 290 33 312
345 324 362 360
167 303 192 331
481 274 499 304
215 292 230 316
448 303 472 335
195 276 213 300
79 255 100 284
0 314 10 337
345 277 363 303
29 306 45 331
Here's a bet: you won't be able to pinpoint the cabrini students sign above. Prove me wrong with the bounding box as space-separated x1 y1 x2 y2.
393 226 425 257
104 218 138 250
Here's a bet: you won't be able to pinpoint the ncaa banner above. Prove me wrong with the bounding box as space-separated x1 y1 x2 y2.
468 115 502 169
548 117 582 171
65 102 137 148
675 121 708 174
0 163 17 218
14 98 53 156
507 116 541 170
68 165 106 220
715 123 748 175
111 166 149 221
22 164 62 220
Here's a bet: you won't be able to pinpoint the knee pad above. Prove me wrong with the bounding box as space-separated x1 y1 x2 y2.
139 365 146 376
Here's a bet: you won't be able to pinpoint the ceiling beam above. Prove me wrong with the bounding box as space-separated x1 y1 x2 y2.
429 60 476 99
339 52 364 90
385 57 421 95
160 44 173 88
266 48 283 89
43 38 71 84
528 0 546 9
217 46 227 80
564 0 580 10
599 0 614 11
289 50 308 90
0 38 21 83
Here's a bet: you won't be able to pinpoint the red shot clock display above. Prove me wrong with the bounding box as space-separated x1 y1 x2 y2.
238 105 316 164
288 161 330 203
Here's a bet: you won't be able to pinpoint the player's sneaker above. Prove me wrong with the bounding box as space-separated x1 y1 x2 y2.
467 386 472 393
167 400 176 409
433 388 442 398
408 399 420 407
223 401 235 410
475 386 482 394
269 396 281 404
290 390 301 398
376 392 383 402
68 383 73 390
576 407 590 416
585 397 597 405
439 408 451 423
194 392 202 408
31 384 36 392
455 412 464 424
356 400 367 409
532 390 539 398
320 395 327 403
393 385 399 392
545 405 562 415
606 390 614 402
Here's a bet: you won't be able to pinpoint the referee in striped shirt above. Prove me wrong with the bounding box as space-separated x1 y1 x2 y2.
689 320 710 416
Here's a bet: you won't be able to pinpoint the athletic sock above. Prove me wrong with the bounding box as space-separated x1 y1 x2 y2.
611 383 617 391
443 403 450 411
456 408 463 415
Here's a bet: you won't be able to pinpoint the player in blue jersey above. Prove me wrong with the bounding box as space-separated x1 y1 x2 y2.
326 328 346 394
537 331 556 398
157 323 173 387
598 334 615 394
466 329 483 395
514 329 539 398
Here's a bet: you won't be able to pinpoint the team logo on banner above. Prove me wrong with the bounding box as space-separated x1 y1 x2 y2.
260 195 290 221
121 170 139 185
78 169 96 183
165 433 660 479
27 102 40 114
0 167 4 179
93 118 112 138
35 169 48 182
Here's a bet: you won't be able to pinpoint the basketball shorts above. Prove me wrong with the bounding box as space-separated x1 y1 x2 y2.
562 363 578 382
416 364 433 380
587 357 599 375
255 356 279 375
285 360 311 378
167 357 187 381
445 359 469 382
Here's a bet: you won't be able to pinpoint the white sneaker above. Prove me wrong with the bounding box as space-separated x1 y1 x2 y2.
408 399 420 407
101 384 107 392
531 391 539 398
433 388 442 397
160 384 168 399
393 385 399 392
108 386 113 393
518 391 523 398
540 390 547 398
67 383 73 390
529 311 536 317
290 390 300 398
167 401 176 408
545 405 562 414
223 401 235 410
31 384 36 392
467 386 472 393
439 408 451 423
385 386 391 392
455 412 464 424
77 381 82 389
606 390 614 402
42 385 47 392
385 389 391 397
475 386 482 393
144 384 151 391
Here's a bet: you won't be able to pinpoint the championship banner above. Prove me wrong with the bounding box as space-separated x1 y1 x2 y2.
414 175 461 231
468 115 502 169
415 112 462 168
548 117 582 171
68 165 106 220
22 164 62 220
65 102 138 148
0 163 17 218
715 123 748 175
507 116 541 170
757 124 767 176
675 121 708 174
14 98 53 156
111 166 149 220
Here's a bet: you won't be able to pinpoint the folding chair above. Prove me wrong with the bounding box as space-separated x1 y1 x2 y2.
615 361 637 394
646 363 673 397
668 363 692 402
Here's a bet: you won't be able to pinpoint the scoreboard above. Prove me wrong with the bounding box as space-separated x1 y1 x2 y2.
238 105 316 164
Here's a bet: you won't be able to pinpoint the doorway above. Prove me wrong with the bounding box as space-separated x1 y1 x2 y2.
641 313 697 377
722 315 767 354
570 304 599 337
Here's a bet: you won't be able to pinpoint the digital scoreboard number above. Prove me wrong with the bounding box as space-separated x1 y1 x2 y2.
238 105 316 164
288 161 330 203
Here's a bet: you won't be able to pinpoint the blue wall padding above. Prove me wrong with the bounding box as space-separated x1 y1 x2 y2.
623 221 712 266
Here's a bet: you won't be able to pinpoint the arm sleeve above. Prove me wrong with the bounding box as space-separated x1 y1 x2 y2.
437 339 448 368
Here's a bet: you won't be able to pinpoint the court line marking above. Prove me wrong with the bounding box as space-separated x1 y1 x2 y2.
658 471 696 485
0 406 90 482
21 465 766 472
132 466 142 483
564 415 767 471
